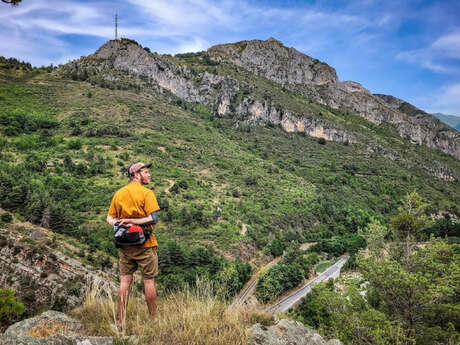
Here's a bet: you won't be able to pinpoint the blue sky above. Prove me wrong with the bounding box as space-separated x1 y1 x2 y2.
1 0 460 116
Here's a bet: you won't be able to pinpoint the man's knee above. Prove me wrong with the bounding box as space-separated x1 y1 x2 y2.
119 275 133 292
144 279 156 296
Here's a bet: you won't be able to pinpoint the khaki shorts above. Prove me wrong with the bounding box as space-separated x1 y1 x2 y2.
119 246 158 280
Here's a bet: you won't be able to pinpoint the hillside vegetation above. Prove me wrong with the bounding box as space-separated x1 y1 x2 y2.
290 193 460 345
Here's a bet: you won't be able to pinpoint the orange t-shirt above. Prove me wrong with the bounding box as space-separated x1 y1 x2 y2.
108 182 160 248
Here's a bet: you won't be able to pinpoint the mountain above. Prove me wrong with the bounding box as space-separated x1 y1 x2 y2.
62 38 460 161
433 112 460 132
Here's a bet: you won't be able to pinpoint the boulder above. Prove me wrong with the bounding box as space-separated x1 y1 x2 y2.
250 319 343 345
4 311 82 338
1 311 115 345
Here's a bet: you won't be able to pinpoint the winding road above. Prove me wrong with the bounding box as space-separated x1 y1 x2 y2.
266 255 350 314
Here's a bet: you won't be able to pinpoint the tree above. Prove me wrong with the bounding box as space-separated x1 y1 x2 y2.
359 217 388 252
1 0 22 6
293 282 406 345
0 289 25 327
360 238 459 344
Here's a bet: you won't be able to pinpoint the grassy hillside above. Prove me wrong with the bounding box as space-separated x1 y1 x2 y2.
1 56 459 296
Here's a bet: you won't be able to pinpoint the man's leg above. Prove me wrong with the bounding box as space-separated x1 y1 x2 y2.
144 278 157 322
117 274 133 327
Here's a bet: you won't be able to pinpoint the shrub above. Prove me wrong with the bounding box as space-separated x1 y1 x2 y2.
318 137 326 145
266 239 285 257
0 288 26 327
1 212 13 223
67 139 82 150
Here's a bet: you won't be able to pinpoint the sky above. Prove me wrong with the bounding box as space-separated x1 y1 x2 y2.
1 0 460 116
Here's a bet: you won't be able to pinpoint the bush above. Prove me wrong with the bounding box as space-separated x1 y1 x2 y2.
0 288 26 327
310 233 366 256
0 113 59 136
318 137 326 145
266 239 285 257
0 212 13 223
67 139 82 150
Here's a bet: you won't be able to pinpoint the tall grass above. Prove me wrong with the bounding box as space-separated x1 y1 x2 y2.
71 278 273 345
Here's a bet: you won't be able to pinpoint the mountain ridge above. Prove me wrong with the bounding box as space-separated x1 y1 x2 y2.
60 38 460 161
433 112 460 132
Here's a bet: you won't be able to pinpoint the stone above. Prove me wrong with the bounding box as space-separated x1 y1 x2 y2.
0 226 118 317
4 311 83 337
249 319 343 345
29 231 44 240
0 335 115 345
1 311 117 345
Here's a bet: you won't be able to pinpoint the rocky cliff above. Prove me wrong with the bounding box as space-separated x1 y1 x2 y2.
208 38 338 86
59 38 460 161
0 223 117 320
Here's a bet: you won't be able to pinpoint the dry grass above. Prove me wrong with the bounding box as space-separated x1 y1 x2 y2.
71 278 273 345
25 320 68 338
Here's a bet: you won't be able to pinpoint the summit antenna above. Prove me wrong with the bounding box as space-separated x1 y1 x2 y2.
115 14 118 40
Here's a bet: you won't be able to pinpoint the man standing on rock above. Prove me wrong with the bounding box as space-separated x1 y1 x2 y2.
107 162 160 330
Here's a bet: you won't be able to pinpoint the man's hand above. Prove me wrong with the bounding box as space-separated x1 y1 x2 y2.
118 219 134 227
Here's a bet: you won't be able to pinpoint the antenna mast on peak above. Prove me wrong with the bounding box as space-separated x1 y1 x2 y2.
115 13 118 40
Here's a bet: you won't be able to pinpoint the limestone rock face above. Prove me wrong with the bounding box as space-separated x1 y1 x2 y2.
250 319 343 345
1 311 115 345
91 40 202 103
0 225 117 317
208 38 338 86
234 98 355 143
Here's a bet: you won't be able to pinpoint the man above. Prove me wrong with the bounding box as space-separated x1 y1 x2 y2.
107 162 160 330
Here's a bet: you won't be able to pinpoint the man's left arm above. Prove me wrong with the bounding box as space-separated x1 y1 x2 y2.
118 212 158 226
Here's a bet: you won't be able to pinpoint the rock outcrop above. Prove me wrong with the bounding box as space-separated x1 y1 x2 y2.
208 38 338 86
1 311 114 345
250 319 343 345
208 38 460 159
0 225 117 318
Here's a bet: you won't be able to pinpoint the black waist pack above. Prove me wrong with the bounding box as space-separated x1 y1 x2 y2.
113 223 152 248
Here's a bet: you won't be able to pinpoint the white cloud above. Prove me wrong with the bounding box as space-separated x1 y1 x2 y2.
172 36 210 54
421 83 460 116
397 29 460 73
127 0 236 30
432 30 460 59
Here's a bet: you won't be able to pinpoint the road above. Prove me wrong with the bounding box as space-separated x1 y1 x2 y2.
266 255 350 314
